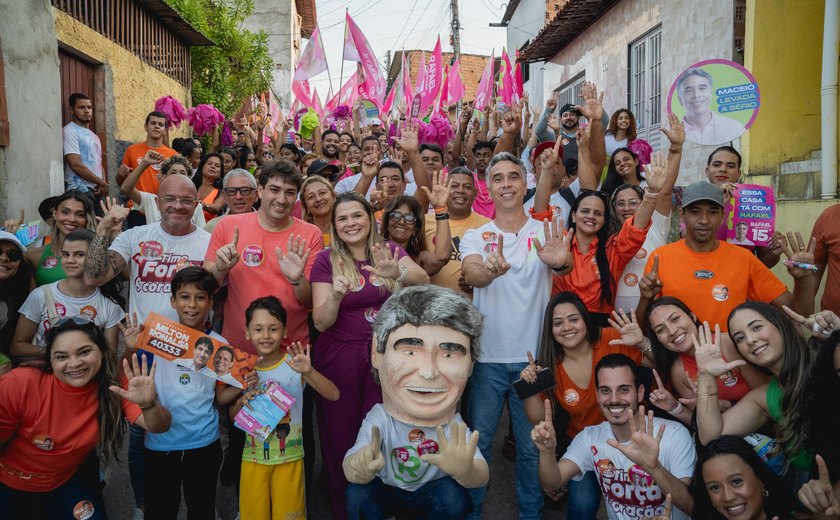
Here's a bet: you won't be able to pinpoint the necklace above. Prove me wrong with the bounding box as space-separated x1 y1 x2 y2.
474 172 491 203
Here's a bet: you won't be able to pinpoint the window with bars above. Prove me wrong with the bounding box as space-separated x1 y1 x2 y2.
555 74 585 111
629 27 662 150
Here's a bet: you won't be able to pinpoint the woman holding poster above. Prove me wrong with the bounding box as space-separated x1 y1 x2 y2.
0 318 170 518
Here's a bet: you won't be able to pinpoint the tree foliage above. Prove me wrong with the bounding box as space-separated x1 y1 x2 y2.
166 0 273 115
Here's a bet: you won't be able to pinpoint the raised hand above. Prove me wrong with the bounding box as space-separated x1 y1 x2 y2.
331 258 353 300
644 153 668 194
276 234 310 284
363 244 402 280
419 421 480 481
143 149 165 165
286 341 313 375
765 231 787 258
781 231 817 279
119 312 144 352
576 123 592 148
659 113 685 147
546 92 558 113
215 226 240 273
533 216 574 270
530 399 557 452
394 119 420 154
421 170 450 208
798 454 840 516
361 153 379 179
500 104 522 135
783 305 840 337
109 353 157 407
606 406 664 471
97 197 130 236
648 370 682 414
347 426 386 481
3 209 25 234
482 234 511 279
520 351 543 384
575 81 604 121
639 255 663 299
644 493 672 520
692 322 746 378
607 308 645 348
547 114 560 132
539 139 566 184
117 163 132 184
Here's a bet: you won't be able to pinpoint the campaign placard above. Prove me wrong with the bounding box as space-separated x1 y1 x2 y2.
135 312 258 388
234 379 297 443
718 184 776 248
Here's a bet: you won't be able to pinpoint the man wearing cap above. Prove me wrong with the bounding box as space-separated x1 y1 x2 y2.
641 182 816 332
306 159 341 185
534 97 580 161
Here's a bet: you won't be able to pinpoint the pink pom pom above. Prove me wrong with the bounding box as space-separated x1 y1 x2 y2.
628 139 653 166
417 115 455 149
332 105 352 121
154 96 187 129
186 104 226 136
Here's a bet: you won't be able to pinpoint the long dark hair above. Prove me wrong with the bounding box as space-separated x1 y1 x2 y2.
602 147 643 199
607 109 638 142
644 296 701 387
689 435 792 519
0 243 33 350
193 152 226 191
568 190 614 306
64 230 125 308
728 302 840 476
45 319 125 469
381 195 425 259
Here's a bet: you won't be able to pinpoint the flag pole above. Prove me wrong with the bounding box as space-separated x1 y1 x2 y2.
338 8 348 107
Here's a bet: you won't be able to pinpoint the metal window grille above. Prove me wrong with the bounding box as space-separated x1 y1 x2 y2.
629 27 662 150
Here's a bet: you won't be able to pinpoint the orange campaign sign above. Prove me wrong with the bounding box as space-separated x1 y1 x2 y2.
136 312 258 389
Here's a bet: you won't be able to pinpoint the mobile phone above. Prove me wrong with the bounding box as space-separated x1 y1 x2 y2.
513 368 556 400
348 163 360 174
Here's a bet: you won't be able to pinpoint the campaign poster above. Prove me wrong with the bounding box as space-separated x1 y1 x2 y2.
135 312 258 388
718 184 776 249
666 59 760 146
234 379 297 443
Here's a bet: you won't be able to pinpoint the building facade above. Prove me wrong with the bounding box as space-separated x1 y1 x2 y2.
387 51 493 104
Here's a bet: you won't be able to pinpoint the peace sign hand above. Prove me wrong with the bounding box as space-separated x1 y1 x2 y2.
783 305 840 337
781 231 817 279
530 399 557 452
639 255 663 299
421 170 450 208
276 234 309 284
520 351 543 384
533 216 574 271
215 226 240 273
692 322 746 378
361 153 379 179
482 234 511 280
97 197 129 236
606 406 665 472
798 454 840 516
363 244 402 280
648 370 681 415
607 308 646 348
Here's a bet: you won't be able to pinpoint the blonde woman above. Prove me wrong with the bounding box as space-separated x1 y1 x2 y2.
310 191 428 520
300 175 336 247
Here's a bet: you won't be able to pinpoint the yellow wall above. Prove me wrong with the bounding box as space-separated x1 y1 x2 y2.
53 10 191 143
743 0 824 176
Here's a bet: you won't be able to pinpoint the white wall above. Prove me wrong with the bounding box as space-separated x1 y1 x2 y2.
540 0 735 183
243 0 300 109
507 0 548 106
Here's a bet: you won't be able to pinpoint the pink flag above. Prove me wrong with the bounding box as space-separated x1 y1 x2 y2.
499 49 513 106
420 37 443 112
514 49 524 103
327 72 359 112
414 51 427 97
474 51 495 111
292 24 328 108
292 79 312 108
343 13 386 107
448 59 466 103
313 89 325 118
401 52 414 108
439 64 450 108
382 85 397 114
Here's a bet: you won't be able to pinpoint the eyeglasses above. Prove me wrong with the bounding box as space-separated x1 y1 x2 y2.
55 315 94 327
614 199 641 210
159 196 198 206
262 152 274 158
0 247 22 262
223 187 255 197
389 211 417 224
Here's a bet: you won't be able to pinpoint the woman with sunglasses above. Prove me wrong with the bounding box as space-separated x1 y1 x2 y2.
121 152 206 226
0 231 33 374
0 318 171 518
380 173 452 276
310 192 428 519
11 229 124 367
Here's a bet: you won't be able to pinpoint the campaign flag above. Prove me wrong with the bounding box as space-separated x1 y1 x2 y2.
514 49 524 103
439 64 450 108
382 85 397 114
292 24 328 107
291 79 312 108
448 59 466 103
414 51 427 98
327 72 359 111
420 38 443 111
401 52 414 108
499 49 513 106
474 51 495 110
313 89 325 118
343 12 386 107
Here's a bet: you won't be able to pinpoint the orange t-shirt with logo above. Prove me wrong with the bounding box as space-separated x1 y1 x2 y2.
645 240 788 332
0 368 141 492
552 328 643 438
122 142 177 195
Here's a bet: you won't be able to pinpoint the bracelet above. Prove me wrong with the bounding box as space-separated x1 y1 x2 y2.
433 206 448 215
139 398 157 411
435 212 450 221
643 190 660 202
287 275 302 286
667 401 684 416
396 264 408 283
551 264 570 274
696 390 718 397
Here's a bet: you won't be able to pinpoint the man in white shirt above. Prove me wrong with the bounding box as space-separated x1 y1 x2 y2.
460 152 574 519
533 354 696 520
62 93 107 195
677 68 746 145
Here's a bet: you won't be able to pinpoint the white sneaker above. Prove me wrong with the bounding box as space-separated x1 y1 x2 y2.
133 508 144 520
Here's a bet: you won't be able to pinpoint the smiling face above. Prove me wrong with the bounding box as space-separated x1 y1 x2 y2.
157 176 199 232
447 172 477 217
245 309 286 358
487 160 526 209
60 239 88 278
702 454 766 520
50 330 103 388
372 324 473 426
323 133 340 158
170 282 212 330
346 145 362 165
616 111 631 130
735 222 748 240
224 177 257 215
339 133 353 153
596 366 643 425
334 200 371 248
612 151 638 181
679 74 712 117
649 304 697 354
53 199 88 236
387 204 416 245
728 309 784 372
560 111 579 130
258 177 298 224
551 303 589 351
705 150 742 185
613 187 642 222
193 341 212 369
0 240 22 281
214 349 233 376
202 156 222 182
572 195 606 237
302 180 335 219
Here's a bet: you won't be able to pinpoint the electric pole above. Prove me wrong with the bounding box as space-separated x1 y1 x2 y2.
450 0 461 110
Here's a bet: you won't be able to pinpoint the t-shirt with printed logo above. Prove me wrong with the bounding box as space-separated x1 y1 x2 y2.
121 142 177 195
109 222 210 323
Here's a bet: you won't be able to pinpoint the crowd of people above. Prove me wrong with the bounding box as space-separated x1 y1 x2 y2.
0 79 838 520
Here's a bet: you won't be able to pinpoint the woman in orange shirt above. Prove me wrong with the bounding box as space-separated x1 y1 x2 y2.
520 292 646 519
193 152 226 222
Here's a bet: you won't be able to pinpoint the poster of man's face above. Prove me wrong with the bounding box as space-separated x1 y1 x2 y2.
214 347 234 376
193 338 214 370
678 72 713 117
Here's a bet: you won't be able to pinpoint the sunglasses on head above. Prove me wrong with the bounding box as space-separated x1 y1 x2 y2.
0 247 23 262
389 211 417 224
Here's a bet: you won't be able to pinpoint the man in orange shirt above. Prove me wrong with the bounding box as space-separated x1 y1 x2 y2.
119 111 177 196
642 182 816 331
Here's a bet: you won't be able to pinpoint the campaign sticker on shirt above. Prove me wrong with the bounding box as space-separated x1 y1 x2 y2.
635 247 647 260
242 245 264 267
41 256 59 269
483 242 498 254
33 434 54 451
596 458 616 477
364 307 378 323
561 138 570 146
139 241 163 260
408 429 425 444
721 371 739 387
628 464 654 488
481 231 497 242
392 446 410 463
623 273 639 287
73 500 95 520
418 439 439 456
369 273 383 287
712 284 730 302
79 305 98 321
54 302 67 317
563 388 580 406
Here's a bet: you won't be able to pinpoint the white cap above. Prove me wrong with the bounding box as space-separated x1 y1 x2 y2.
0 230 27 252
